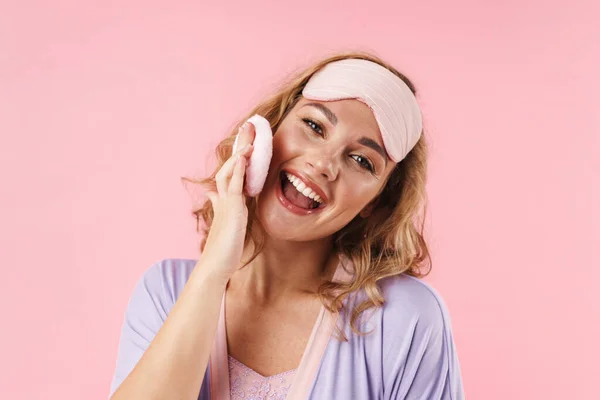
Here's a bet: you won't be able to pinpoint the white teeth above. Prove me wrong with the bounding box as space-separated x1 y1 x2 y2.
285 172 323 203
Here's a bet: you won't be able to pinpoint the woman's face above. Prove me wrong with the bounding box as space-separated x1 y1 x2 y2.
256 97 397 242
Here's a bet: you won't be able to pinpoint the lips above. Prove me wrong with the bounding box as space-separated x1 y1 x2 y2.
281 168 329 204
276 170 327 215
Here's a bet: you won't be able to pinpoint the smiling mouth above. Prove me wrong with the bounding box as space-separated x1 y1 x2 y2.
279 171 324 210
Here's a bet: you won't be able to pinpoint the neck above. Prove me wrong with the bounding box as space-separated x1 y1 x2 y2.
227 236 339 306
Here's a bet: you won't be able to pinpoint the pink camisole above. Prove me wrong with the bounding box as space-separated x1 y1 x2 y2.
210 257 351 400
228 355 296 399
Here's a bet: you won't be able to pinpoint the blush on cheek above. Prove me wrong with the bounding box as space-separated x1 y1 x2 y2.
271 130 305 159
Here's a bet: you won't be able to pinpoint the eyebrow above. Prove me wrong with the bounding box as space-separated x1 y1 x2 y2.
303 102 338 125
302 102 388 168
358 137 388 168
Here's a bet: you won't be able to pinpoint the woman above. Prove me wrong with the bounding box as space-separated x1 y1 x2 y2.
108 52 465 400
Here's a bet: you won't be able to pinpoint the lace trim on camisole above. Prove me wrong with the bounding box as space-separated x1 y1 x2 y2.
228 355 296 400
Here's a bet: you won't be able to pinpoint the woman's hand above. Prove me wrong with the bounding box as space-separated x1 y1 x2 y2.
199 121 256 282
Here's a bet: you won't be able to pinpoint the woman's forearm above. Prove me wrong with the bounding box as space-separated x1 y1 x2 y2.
110 260 228 400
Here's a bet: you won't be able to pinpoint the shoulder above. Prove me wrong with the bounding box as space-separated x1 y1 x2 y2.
108 258 201 398
133 258 198 306
378 274 454 335
376 275 465 399
372 276 464 399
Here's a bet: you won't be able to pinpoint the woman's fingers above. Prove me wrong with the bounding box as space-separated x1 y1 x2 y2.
228 155 246 195
210 122 257 199
236 121 256 152
216 145 251 195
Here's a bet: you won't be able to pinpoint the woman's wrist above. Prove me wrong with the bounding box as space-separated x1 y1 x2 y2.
192 256 232 288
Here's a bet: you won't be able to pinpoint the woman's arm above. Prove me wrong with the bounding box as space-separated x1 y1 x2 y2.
109 258 228 400
110 123 257 399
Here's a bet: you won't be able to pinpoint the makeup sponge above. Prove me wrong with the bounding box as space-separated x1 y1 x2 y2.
232 114 273 197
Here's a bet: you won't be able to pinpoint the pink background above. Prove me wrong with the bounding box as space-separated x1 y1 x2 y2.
1 1 598 399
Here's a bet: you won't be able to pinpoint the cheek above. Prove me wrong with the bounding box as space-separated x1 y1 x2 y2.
271 124 307 161
336 181 378 212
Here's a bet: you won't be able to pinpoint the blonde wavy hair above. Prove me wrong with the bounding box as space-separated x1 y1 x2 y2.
181 51 432 340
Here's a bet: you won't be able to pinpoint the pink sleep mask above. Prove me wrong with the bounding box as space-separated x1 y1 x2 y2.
232 114 273 197
302 58 423 163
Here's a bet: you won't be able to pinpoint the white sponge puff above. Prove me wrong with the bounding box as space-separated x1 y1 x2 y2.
232 114 273 197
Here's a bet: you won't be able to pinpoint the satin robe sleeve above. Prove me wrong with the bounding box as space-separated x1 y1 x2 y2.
382 276 465 400
107 259 209 399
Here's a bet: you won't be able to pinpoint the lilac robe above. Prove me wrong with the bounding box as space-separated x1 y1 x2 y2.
108 257 465 399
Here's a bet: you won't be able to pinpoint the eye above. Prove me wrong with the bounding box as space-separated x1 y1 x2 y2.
352 155 375 172
303 117 375 173
302 118 323 135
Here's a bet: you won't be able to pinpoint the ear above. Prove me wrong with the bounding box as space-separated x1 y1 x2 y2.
360 196 381 218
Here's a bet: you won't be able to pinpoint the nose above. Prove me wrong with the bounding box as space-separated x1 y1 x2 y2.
306 152 339 181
